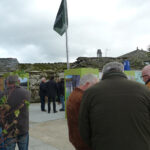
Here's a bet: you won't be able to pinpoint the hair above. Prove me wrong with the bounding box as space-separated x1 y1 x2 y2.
7 75 19 85
41 77 46 82
50 76 54 80
142 65 150 76
102 62 124 75
79 74 98 86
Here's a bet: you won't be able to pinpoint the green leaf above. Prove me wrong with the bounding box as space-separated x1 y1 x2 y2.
14 110 20 117
0 96 7 104
24 100 30 108
2 129 8 134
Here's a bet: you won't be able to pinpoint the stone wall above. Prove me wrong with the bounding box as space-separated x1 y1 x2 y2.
29 71 56 102
28 70 62 102
0 58 19 74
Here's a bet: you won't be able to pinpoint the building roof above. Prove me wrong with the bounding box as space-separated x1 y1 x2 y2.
0 58 19 73
118 49 148 60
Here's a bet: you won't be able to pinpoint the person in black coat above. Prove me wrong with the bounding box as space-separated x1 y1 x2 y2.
57 78 65 111
39 77 47 111
46 76 58 113
79 62 150 150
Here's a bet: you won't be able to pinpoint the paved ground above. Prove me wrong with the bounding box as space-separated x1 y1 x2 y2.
26 103 74 150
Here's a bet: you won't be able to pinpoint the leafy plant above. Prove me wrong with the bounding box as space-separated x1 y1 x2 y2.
14 110 20 118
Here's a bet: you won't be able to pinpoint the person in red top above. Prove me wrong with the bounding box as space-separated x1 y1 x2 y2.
66 74 99 150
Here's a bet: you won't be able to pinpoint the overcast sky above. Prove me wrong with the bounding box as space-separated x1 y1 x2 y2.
0 0 150 63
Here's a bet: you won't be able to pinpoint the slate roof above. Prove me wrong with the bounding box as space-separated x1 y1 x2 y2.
0 58 19 74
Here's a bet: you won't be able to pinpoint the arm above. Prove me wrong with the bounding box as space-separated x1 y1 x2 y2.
78 90 91 147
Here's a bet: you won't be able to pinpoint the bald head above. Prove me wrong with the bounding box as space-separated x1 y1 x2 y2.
142 65 150 83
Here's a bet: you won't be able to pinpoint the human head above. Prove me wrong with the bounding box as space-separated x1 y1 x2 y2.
102 62 124 75
60 78 64 82
41 77 46 83
142 65 150 83
50 76 54 80
7 75 19 87
79 74 99 91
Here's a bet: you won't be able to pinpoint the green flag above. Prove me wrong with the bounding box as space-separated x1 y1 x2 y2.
53 0 68 36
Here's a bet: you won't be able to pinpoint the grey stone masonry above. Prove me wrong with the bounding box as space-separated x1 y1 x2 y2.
0 58 19 73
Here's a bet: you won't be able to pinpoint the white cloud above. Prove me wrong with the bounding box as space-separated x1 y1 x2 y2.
0 0 150 63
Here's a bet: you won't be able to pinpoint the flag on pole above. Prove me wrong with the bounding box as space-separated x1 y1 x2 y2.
53 0 68 36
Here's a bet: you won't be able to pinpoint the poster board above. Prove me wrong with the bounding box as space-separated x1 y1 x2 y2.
124 71 144 84
64 68 99 102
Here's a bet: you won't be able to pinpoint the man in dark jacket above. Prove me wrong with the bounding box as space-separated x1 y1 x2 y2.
39 77 47 111
4 75 30 150
79 62 150 150
46 76 58 113
58 78 65 111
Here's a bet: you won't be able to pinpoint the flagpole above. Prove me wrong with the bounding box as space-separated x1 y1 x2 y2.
66 29 70 69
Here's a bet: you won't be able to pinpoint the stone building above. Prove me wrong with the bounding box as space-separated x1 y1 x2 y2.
0 48 150 102
72 48 150 70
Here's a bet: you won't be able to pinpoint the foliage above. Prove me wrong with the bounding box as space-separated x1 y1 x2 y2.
3 70 28 80
0 71 30 148
0 96 7 105
14 110 20 118
25 100 30 109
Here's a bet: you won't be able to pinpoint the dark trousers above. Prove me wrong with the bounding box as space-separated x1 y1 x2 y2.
40 95 45 111
4 132 29 150
48 97 56 113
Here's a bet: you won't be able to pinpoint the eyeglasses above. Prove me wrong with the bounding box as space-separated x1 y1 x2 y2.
141 75 148 78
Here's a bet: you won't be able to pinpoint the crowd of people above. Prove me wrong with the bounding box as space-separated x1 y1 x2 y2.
67 62 150 150
39 76 65 113
1 61 150 150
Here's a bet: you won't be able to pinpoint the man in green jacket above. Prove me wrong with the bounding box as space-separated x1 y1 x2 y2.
79 62 150 150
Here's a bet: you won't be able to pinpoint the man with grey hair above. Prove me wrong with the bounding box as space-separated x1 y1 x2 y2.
102 61 124 74
66 74 99 150
4 75 30 150
79 62 150 150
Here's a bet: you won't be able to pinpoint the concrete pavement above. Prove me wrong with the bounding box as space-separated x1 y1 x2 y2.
16 103 75 150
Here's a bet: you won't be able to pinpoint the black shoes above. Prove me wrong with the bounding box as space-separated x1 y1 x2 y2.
54 111 58 113
59 108 65 111
41 109 46 112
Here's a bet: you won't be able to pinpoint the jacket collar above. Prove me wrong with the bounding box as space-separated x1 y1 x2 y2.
146 79 150 85
102 72 127 80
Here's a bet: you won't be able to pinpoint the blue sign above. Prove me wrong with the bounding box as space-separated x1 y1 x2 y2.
124 60 130 71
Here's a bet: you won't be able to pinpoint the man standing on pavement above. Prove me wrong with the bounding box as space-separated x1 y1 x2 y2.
39 77 47 112
46 76 58 113
4 75 30 150
142 64 150 88
58 78 65 111
79 62 150 150
67 74 99 150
